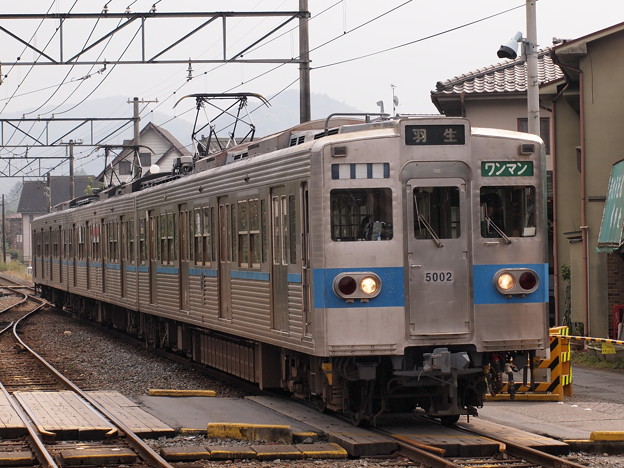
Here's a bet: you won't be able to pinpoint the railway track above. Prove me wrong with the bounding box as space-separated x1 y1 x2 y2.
384 422 588 468
0 274 174 468
0 273 610 468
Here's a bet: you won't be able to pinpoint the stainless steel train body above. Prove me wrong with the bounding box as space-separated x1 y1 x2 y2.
32 116 548 424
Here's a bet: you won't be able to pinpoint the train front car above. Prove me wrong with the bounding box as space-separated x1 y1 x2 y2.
311 117 548 425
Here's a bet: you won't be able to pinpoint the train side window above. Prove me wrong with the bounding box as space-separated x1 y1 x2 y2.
230 204 237 263
261 200 268 263
193 209 202 264
90 225 97 259
238 200 249 267
288 195 296 263
202 207 212 264
127 220 135 262
43 228 49 257
108 222 118 262
78 226 85 259
139 218 147 264
480 186 536 238
330 188 393 242
413 186 461 240
170 213 177 262
159 213 176 265
53 227 59 257
237 199 261 269
272 196 283 264
159 215 166 263
250 200 261 267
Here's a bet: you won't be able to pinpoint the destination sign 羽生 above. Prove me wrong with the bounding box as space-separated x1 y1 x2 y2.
481 161 534 177
405 125 465 146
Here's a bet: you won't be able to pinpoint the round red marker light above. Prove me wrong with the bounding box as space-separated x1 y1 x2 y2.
519 271 537 291
337 276 357 295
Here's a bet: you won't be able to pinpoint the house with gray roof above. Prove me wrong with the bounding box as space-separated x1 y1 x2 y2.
99 122 191 187
431 48 564 175
18 175 94 264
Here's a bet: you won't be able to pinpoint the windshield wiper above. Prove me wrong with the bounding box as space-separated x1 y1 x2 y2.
484 216 512 244
417 213 444 248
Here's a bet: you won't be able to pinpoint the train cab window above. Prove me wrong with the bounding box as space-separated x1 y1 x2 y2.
330 188 393 241
480 186 536 238
413 186 461 240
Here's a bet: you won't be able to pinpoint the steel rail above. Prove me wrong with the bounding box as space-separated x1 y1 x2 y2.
454 423 589 468
0 383 59 468
11 300 175 468
375 419 589 468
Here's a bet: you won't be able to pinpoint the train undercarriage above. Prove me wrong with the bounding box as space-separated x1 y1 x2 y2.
41 286 511 426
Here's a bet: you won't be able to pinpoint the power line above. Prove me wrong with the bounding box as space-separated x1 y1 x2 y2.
313 3 526 70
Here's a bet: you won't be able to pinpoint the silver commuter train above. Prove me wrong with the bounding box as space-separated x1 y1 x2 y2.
32 114 548 425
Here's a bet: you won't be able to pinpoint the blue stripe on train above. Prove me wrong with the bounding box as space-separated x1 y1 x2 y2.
312 267 405 309
473 263 548 304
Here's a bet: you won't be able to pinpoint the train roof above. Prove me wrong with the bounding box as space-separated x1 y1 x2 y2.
46 114 534 215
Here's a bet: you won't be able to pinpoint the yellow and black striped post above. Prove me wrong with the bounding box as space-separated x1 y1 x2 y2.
488 327 572 401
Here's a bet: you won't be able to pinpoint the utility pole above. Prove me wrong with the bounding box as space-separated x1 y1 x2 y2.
299 0 311 123
46 173 52 213
525 0 539 135
69 140 75 200
127 97 157 178
132 97 141 147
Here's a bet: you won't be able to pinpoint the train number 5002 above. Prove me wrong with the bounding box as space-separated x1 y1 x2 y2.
424 272 454 283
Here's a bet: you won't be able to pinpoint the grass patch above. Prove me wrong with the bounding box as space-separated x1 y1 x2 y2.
0 261 31 282
571 349 624 371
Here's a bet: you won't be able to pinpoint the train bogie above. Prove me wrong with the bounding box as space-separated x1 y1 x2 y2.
33 115 548 425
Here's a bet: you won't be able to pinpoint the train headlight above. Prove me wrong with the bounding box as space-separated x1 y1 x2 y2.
497 273 515 291
493 268 539 295
360 276 379 295
333 272 382 300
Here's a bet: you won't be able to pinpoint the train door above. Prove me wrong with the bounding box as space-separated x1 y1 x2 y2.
270 186 290 332
72 224 77 287
120 217 126 298
101 219 107 294
405 166 472 336
149 211 158 304
58 226 63 284
218 197 232 320
301 183 312 337
85 222 91 290
178 204 190 312
47 227 52 280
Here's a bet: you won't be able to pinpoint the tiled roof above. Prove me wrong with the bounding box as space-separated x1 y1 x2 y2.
433 49 564 96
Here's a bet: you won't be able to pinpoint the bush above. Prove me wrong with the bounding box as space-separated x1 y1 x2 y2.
571 349 624 370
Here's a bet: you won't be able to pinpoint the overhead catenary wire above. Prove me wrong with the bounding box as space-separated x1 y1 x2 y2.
312 3 526 70
142 0 342 119
0 0 57 113
2 1 526 180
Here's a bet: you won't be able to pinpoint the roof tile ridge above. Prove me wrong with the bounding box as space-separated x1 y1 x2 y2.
437 47 554 89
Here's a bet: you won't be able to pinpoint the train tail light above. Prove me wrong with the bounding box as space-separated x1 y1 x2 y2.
493 268 539 296
333 272 382 301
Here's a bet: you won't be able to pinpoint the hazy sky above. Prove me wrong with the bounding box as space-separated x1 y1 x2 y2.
0 1 622 191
